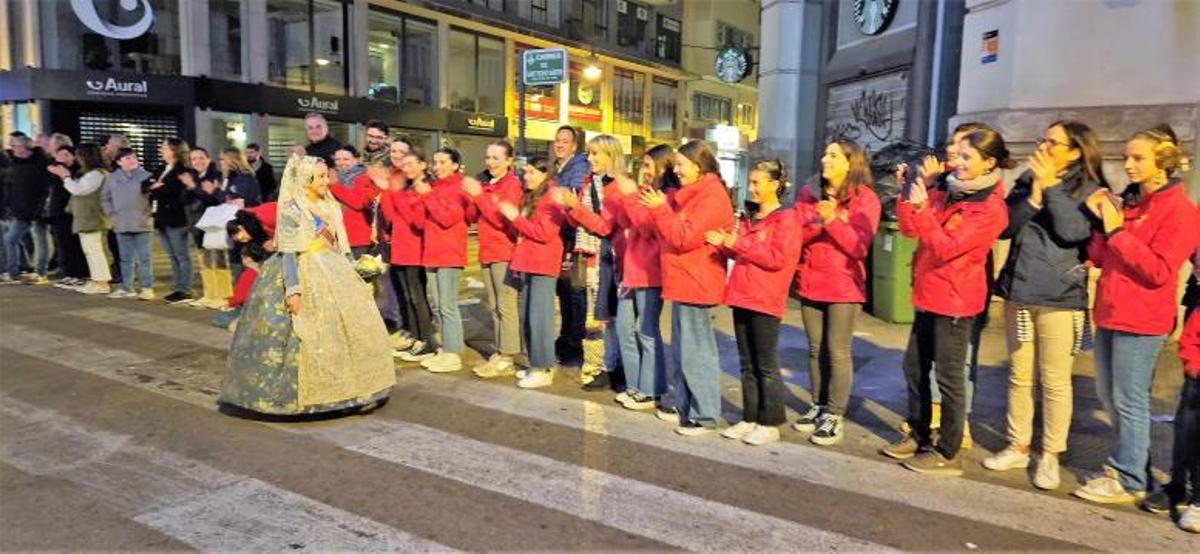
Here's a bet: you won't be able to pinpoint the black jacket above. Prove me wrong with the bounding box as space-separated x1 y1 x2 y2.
253 160 277 201
995 165 1103 309
226 170 262 207
48 162 81 218
4 149 51 221
150 165 199 229
305 136 342 167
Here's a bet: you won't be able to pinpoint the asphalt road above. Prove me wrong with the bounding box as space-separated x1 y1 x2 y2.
1 284 1196 551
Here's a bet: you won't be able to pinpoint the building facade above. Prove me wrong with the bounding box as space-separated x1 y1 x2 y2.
0 0 695 173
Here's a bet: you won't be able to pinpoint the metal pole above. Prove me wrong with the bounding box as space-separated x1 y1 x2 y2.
518 57 527 160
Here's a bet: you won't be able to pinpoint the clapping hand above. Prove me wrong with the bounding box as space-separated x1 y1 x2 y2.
201 179 219 195
47 164 69 179
554 188 578 209
817 199 837 224
497 201 519 221
704 229 726 246
908 177 929 209
639 188 667 209
413 181 432 195
462 176 483 197
179 172 196 189
919 155 944 184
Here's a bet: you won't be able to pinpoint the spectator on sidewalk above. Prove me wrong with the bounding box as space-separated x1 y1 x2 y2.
462 141 523 379
385 150 437 363
792 140 881 447
2 133 50 283
149 137 199 304
214 242 268 331
884 127 1010 476
983 121 1108 490
47 145 89 288
101 147 156 300
551 126 591 367
712 159 802 447
303 113 341 167
1074 126 1199 504
48 143 111 295
245 143 277 201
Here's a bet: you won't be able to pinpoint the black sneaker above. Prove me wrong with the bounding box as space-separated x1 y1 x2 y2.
880 434 921 460
902 450 964 476
810 414 845 446
164 291 193 304
1141 488 1185 515
582 371 612 391
791 405 825 432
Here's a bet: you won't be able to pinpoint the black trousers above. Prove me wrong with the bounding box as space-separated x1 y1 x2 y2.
107 230 122 280
555 274 587 359
1168 375 1200 500
902 311 973 458
50 216 88 279
733 307 786 425
389 265 434 345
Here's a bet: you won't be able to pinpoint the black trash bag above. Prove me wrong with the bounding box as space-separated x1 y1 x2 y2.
869 141 938 222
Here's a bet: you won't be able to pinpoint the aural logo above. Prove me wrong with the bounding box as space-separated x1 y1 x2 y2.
298 96 339 114
85 77 149 97
71 0 154 41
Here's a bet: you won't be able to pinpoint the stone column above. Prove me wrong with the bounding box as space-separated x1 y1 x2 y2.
752 0 823 180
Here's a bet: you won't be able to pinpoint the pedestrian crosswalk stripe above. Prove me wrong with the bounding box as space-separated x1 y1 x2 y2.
0 394 459 553
3 310 1189 551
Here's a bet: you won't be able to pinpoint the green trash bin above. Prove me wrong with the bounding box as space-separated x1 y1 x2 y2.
872 222 916 324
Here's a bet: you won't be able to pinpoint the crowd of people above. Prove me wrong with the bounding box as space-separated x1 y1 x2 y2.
1 114 1198 533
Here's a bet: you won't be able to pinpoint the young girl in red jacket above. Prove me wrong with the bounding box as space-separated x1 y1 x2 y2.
1073 126 1199 505
884 127 1010 475
463 141 525 379
415 147 476 373
380 150 437 362
792 139 881 447
639 140 735 436
709 159 802 446
490 158 568 389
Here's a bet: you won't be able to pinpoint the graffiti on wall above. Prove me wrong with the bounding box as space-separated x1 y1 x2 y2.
824 70 908 156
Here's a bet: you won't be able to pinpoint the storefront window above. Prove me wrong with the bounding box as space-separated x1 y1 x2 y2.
448 28 505 115
367 10 436 106
209 0 243 79
267 0 346 94
613 68 645 137
568 62 603 132
267 116 351 169
38 0 182 74
203 112 250 153
692 93 732 124
651 77 677 139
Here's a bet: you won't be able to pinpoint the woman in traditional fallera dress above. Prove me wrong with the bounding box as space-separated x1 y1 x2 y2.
220 155 395 415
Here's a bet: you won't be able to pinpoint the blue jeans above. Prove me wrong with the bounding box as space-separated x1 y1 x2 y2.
1094 328 1166 492
3 218 32 276
670 302 722 428
30 220 49 275
116 232 153 291
522 274 556 370
430 267 464 353
157 226 193 294
616 287 666 397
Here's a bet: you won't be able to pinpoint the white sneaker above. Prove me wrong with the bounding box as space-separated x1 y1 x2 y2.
474 354 516 378
515 369 529 380
419 349 447 368
398 341 436 362
79 282 111 295
791 405 824 432
1180 504 1200 533
721 421 758 441
1032 452 1061 490
137 288 156 301
621 394 656 411
674 422 711 437
655 407 680 422
614 390 632 404
390 332 415 350
108 289 136 299
1072 468 1140 504
425 352 463 373
743 425 781 446
982 446 1031 472
517 370 554 389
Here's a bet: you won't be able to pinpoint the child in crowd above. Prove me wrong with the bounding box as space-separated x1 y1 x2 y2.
214 242 268 330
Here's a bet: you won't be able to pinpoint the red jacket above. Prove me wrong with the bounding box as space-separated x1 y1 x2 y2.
794 184 881 303
619 194 663 288
509 184 568 277
651 173 735 305
722 208 804 318
420 173 476 268
567 182 629 278
1181 309 1200 377
249 201 277 238
1088 182 1199 335
898 183 1007 317
329 173 381 248
379 187 426 266
228 267 258 308
472 171 523 264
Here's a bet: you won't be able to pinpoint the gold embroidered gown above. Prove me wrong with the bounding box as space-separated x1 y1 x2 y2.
220 156 394 415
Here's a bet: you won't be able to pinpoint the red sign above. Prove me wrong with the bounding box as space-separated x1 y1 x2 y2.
568 104 603 124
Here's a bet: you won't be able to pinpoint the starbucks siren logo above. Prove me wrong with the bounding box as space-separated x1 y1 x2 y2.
71 0 154 40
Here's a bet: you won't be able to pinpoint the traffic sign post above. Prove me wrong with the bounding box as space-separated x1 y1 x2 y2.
518 49 568 159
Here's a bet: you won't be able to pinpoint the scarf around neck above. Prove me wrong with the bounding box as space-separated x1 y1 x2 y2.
946 170 1000 199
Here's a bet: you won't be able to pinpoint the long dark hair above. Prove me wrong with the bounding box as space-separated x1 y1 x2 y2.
75 143 105 174
520 157 553 217
822 138 872 204
1049 120 1108 197
644 144 680 191
678 140 720 175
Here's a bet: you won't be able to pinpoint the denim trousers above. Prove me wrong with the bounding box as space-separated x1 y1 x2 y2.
1093 328 1166 492
430 267 464 353
3 218 32 276
670 302 722 428
116 232 154 291
616 287 666 397
30 220 49 275
522 274 557 370
157 226 193 294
